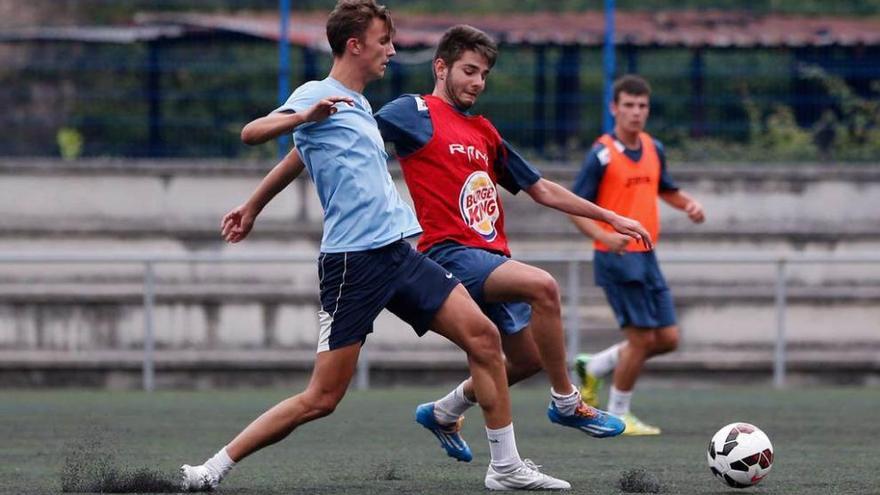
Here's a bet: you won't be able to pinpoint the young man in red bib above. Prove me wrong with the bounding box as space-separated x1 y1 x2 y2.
373 25 652 464
570 75 705 435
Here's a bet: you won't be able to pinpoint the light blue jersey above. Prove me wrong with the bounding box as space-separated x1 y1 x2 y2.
277 77 421 253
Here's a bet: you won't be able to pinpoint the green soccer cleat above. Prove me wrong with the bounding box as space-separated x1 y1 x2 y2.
574 354 603 408
621 413 662 436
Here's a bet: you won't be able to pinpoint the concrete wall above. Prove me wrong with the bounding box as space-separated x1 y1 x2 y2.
1 159 878 385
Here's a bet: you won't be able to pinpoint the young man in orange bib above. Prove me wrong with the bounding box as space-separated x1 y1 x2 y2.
570 75 705 436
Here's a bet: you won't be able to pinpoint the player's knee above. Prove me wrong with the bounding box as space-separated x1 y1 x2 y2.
303 389 344 418
529 271 561 310
655 329 679 354
628 331 657 353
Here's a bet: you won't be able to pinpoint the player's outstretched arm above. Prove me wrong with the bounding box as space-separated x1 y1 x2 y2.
660 190 705 224
526 178 653 249
240 96 355 145
221 148 306 243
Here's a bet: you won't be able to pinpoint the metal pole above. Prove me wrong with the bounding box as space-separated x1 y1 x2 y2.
602 0 616 133
143 261 156 392
356 345 370 390
773 260 788 389
277 0 292 159
566 261 582 383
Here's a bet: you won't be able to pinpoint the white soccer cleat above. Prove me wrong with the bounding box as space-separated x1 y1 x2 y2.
179 464 220 492
485 459 571 491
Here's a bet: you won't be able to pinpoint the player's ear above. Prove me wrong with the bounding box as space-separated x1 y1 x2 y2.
433 58 447 80
347 37 361 56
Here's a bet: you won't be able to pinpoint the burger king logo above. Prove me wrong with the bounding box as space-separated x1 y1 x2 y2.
459 171 499 241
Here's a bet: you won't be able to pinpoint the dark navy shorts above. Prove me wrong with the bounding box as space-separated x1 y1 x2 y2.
426 242 531 336
316 240 460 352
593 250 677 329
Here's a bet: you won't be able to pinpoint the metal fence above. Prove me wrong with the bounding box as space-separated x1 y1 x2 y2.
2 6 879 161
1 250 877 391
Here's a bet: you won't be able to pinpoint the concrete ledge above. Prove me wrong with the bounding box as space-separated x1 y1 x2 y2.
1 349 876 370
0 349 877 389
0 282 318 303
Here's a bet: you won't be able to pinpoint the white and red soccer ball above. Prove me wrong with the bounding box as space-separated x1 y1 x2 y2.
707 422 774 488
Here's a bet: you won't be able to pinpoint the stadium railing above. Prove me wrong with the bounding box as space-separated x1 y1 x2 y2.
0 251 877 391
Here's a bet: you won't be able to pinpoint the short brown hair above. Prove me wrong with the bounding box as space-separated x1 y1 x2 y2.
434 25 498 71
326 0 394 57
613 75 651 103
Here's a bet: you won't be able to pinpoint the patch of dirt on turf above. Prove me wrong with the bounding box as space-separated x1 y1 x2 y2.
372 462 404 481
61 439 179 493
619 467 662 493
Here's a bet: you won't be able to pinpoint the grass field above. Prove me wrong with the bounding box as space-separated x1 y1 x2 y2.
1 386 877 494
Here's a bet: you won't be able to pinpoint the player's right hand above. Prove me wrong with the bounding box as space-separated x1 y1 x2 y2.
601 232 632 254
301 96 355 123
607 213 653 250
221 204 257 243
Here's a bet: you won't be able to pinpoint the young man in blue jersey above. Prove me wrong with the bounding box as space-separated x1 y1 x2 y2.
570 75 705 436
179 2 568 491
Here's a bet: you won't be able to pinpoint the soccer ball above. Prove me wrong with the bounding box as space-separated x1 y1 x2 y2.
706 422 774 488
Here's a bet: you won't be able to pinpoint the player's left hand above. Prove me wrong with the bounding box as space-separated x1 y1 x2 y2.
301 96 355 123
685 200 705 223
221 204 258 243
608 213 653 250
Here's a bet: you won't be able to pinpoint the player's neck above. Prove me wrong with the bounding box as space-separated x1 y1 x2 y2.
431 87 473 114
614 127 641 150
329 60 369 94
431 89 459 110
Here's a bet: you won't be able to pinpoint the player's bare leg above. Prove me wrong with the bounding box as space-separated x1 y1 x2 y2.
422 284 570 489
226 342 361 459
482 260 573 395
609 325 678 435
431 261 624 440
485 261 624 437
451 327 544 405
429 284 511 430
180 343 360 491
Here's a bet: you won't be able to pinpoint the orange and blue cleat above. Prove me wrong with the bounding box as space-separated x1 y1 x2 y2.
415 402 473 462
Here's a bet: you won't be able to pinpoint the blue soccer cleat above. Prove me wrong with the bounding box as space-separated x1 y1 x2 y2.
415 402 473 462
547 401 626 438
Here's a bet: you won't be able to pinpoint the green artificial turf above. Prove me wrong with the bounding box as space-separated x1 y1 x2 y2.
1 386 876 494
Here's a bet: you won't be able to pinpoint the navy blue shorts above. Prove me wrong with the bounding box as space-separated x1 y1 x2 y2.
426 242 531 336
316 240 460 352
593 250 677 329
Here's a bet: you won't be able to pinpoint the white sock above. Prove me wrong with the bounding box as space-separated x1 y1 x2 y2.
486 423 522 473
434 381 476 424
203 447 235 481
587 342 623 377
607 386 633 416
550 387 581 416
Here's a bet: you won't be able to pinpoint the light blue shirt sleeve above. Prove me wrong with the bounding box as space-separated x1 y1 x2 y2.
276 81 321 113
